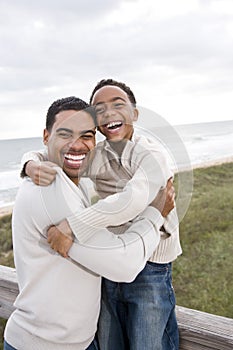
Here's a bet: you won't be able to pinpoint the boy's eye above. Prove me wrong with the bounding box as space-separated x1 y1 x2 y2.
95 106 105 114
114 103 125 109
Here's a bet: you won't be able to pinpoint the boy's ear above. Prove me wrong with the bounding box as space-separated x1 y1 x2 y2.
43 129 49 145
133 108 139 122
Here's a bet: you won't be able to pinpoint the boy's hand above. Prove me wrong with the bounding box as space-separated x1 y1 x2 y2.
26 160 57 186
47 220 74 258
150 178 175 217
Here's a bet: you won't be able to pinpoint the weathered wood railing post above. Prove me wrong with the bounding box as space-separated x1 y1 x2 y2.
176 306 233 350
0 265 18 319
0 265 233 349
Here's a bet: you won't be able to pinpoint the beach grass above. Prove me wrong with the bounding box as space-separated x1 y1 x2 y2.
173 162 233 318
0 214 13 350
0 214 14 268
0 162 233 347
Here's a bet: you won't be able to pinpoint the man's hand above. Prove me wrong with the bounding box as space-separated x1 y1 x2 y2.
26 160 57 186
47 220 74 258
150 178 175 217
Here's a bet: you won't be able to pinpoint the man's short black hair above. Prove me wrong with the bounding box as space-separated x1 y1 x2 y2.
46 96 96 131
89 79 137 106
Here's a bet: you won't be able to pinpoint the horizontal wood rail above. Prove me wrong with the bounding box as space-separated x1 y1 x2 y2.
0 265 232 349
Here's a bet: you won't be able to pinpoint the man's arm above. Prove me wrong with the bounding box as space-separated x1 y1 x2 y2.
150 177 175 217
68 206 163 282
47 178 175 258
35 167 164 283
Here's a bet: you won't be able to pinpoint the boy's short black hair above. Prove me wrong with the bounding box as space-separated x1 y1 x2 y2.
90 79 137 107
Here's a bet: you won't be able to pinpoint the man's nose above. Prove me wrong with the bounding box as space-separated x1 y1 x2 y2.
68 137 83 150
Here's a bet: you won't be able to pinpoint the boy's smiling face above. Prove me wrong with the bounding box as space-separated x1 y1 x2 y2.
92 85 138 142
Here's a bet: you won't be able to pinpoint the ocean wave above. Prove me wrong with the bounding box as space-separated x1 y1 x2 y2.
0 169 21 191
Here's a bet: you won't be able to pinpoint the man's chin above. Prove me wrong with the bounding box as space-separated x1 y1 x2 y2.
63 167 81 182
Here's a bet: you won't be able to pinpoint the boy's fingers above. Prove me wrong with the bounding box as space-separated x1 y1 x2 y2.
43 161 57 167
37 174 56 186
40 163 57 175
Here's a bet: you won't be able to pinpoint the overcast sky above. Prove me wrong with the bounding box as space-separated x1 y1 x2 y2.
1 0 233 139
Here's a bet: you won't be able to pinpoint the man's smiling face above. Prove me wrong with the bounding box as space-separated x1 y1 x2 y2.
43 109 96 184
92 85 138 142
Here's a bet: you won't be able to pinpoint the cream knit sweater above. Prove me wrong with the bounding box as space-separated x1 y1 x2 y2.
5 168 163 350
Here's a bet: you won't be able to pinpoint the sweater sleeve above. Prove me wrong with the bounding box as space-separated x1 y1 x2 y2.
68 206 163 282
36 168 163 283
20 150 48 177
67 148 170 242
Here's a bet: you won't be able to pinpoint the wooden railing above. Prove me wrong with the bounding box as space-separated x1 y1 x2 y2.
0 265 233 349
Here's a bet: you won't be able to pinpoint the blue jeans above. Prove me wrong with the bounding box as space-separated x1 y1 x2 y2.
97 262 179 350
87 338 99 350
3 341 16 350
4 339 98 350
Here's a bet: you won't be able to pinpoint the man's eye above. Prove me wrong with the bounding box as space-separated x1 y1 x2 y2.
58 133 72 139
82 134 94 140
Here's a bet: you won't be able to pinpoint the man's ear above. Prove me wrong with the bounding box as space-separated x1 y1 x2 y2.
133 108 139 122
43 129 49 145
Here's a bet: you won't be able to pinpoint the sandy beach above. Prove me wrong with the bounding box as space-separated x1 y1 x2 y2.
192 155 233 169
0 204 13 218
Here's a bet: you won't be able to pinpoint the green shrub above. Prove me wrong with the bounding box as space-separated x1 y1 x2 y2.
173 163 233 318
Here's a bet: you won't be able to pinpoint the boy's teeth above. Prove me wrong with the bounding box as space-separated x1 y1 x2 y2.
106 121 122 129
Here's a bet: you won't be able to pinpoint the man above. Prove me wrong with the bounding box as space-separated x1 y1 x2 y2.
4 97 174 350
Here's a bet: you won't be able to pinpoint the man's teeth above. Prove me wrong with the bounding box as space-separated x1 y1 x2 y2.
65 154 85 161
106 121 122 129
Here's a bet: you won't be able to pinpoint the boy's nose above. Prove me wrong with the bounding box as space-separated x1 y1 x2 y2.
103 108 116 123
103 106 116 118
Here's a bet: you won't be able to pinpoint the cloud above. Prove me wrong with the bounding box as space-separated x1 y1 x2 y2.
0 0 233 138
0 0 123 22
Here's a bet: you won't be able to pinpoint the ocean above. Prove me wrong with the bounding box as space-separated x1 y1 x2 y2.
0 137 44 208
0 120 233 208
